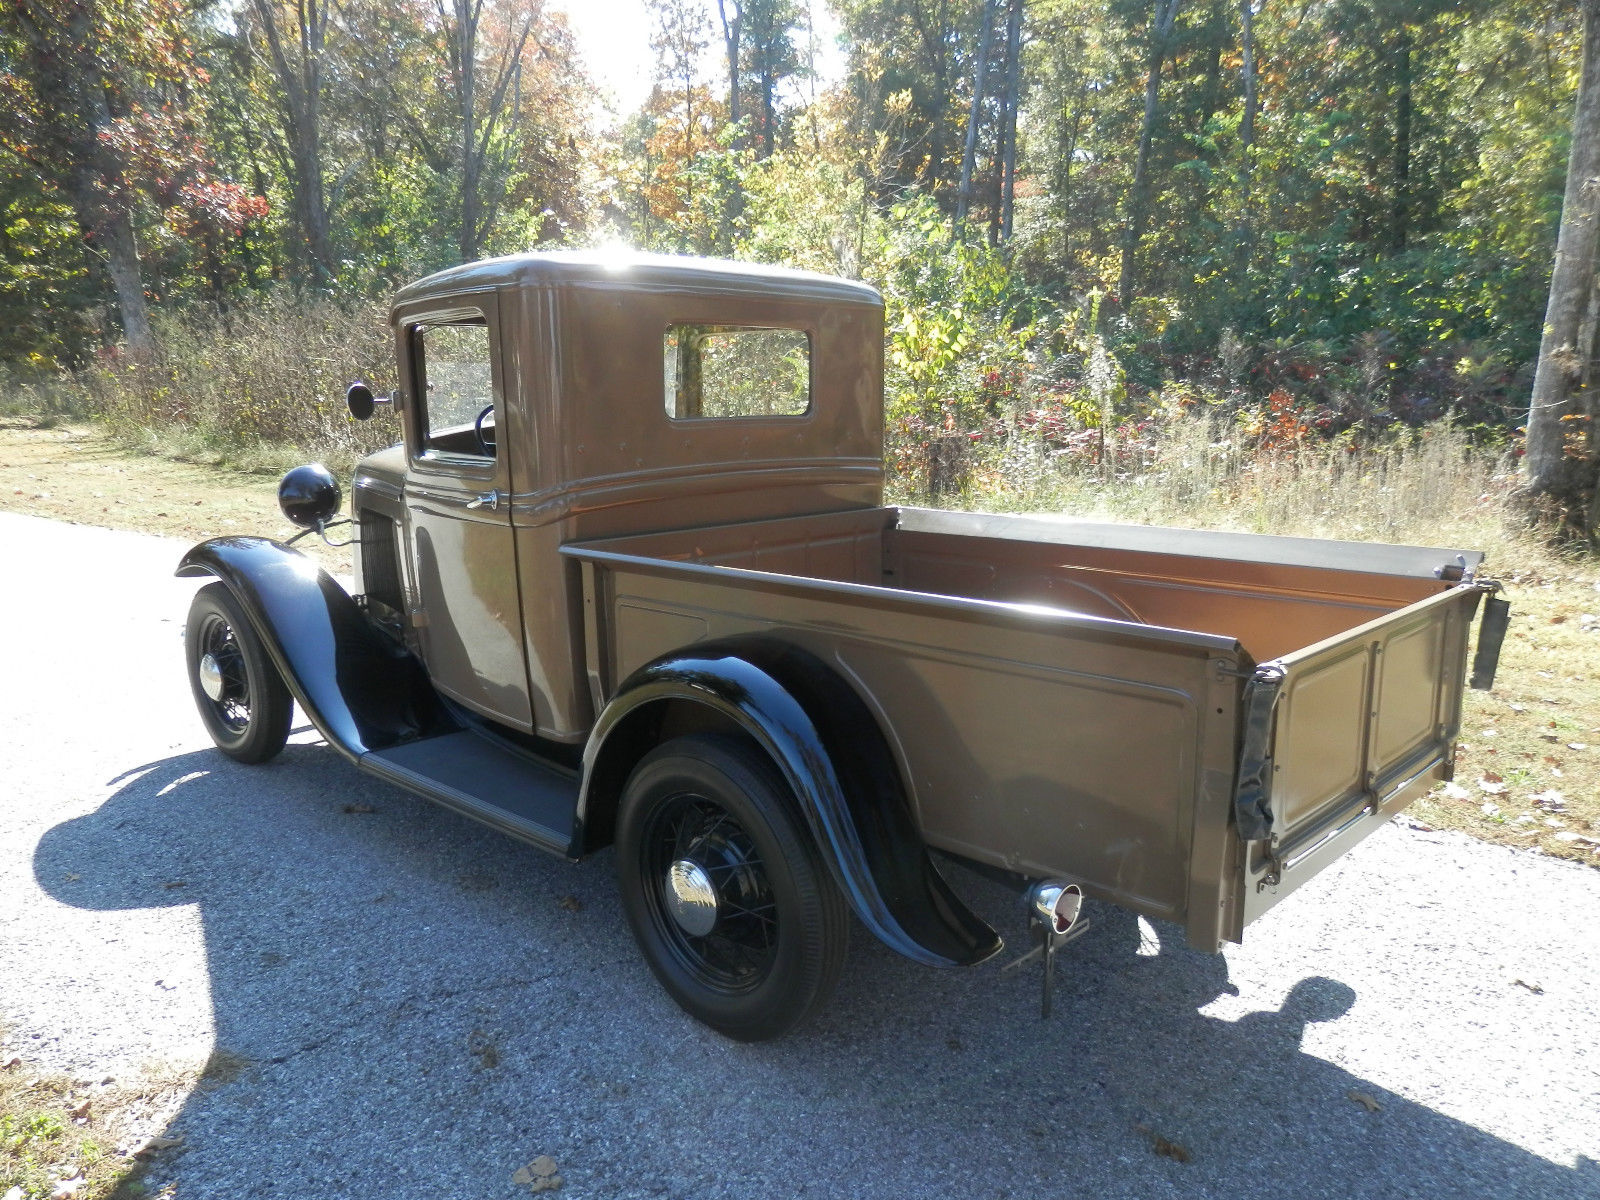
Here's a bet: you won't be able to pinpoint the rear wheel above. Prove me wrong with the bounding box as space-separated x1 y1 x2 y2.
185 582 293 764
616 734 849 1041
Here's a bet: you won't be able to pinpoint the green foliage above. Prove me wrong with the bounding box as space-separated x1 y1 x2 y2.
876 195 1033 426
0 0 1585 506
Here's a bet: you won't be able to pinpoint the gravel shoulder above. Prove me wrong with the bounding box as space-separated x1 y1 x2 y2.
2 514 1598 1200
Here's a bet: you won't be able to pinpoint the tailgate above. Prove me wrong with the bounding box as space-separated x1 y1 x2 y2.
1238 582 1489 926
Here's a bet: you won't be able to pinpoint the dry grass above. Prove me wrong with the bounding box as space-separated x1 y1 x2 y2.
0 293 396 473
925 415 1600 866
0 1037 198 1200
0 419 353 576
1414 570 1600 861
947 415 1524 558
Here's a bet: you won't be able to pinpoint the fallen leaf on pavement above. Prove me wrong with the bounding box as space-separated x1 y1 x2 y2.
1134 1123 1191 1163
138 1134 186 1157
1347 1090 1382 1113
514 1156 564 1190
558 895 582 912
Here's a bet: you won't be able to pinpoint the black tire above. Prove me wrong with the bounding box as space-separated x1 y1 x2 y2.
616 733 849 1041
184 582 293 764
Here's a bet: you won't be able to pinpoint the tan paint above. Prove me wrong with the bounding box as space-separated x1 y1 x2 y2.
352 251 1489 951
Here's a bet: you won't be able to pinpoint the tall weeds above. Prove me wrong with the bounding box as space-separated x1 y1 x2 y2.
6 294 1553 570
70 293 397 472
897 415 1541 569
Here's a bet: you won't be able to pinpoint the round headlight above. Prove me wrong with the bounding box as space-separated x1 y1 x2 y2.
278 463 342 529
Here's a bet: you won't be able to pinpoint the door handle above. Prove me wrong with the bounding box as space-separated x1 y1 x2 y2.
465 489 500 511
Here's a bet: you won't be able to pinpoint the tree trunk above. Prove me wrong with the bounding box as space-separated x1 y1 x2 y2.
1390 27 1412 254
998 0 1024 242
1524 0 1600 520
957 0 997 225
1118 0 1184 306
760 62 776 158
1234 0 1258 273
717 0 744 142
98 211 155 353
32 0 157 353
249 0 334 284
1239 0 1256 175
457 0 481 263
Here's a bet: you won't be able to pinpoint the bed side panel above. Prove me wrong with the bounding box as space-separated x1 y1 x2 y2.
573 552 1242 928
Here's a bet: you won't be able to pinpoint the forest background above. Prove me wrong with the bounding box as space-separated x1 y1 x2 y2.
3 0 1599 537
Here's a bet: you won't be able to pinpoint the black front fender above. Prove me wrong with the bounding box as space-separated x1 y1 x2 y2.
177 537 452 759
582 638 1002 969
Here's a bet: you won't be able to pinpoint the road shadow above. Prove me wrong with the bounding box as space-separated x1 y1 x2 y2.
34 744 1600 1200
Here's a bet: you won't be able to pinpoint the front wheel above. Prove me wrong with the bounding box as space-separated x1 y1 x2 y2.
184 582 293 764
616 734 849 1041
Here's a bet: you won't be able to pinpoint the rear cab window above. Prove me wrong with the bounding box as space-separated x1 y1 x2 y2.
664 324 811 419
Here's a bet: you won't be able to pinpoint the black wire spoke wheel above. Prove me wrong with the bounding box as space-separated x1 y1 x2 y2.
617 733 848 1042
184 582 293 765
643 795 778 993
196 612 252 733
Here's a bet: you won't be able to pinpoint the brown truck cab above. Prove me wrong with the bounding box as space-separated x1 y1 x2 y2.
178 251 1509 1040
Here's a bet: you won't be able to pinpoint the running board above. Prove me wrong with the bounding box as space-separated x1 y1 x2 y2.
362 730 579 856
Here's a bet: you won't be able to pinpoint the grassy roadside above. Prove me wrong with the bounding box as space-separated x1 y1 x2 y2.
1 416 1594 864
0 1037 189 1200
0 419 351 576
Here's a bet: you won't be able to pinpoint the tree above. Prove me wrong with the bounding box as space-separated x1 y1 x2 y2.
641 0 735 251
837 0 983 202
743 0 807 158
435 0 538 262
1524 0 1600 532
242 0 338 283
1117 0 1185 306
956 0 998 224
0 0 209 351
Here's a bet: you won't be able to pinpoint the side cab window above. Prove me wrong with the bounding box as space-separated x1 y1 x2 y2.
409 317 497 460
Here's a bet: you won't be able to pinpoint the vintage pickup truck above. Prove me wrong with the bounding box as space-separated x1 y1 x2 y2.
178 250 1508 1040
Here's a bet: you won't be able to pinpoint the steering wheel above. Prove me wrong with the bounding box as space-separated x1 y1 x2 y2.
474 404 496 456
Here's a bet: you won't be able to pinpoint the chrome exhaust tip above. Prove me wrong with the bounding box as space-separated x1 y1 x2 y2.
1028 881 1083 935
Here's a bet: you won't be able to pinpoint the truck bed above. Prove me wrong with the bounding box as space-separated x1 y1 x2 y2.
564 506 1486 951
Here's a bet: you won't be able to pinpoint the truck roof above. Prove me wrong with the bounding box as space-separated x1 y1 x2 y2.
392 250 884 313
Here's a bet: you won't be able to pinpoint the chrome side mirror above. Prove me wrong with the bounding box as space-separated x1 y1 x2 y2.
347 380 394 421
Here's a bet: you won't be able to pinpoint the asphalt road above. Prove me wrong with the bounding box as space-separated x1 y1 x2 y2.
2 511 1597 1200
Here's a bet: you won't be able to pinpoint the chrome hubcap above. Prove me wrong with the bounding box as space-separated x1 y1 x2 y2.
198 652 226 701
665 859 719 936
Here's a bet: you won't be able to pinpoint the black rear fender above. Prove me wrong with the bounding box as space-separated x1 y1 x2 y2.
176 537 453 759
580 637 1002 969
